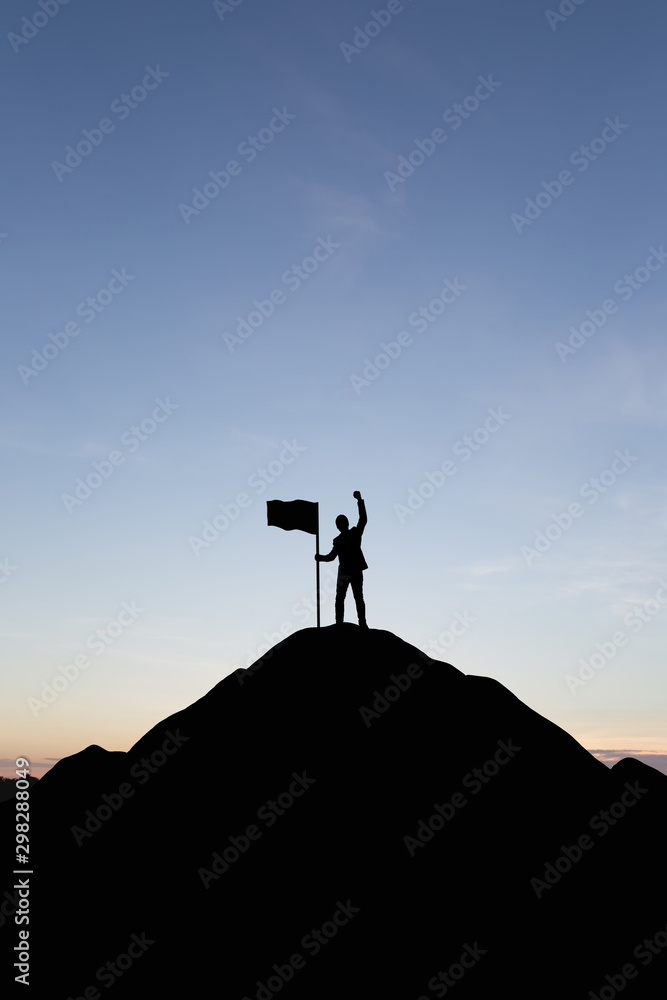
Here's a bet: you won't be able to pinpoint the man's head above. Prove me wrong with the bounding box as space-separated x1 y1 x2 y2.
335 514 349 532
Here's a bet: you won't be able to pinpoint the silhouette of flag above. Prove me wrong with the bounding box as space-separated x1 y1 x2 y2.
267 499 318 535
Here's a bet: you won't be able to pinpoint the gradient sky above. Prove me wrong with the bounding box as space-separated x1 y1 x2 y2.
2 0 666 779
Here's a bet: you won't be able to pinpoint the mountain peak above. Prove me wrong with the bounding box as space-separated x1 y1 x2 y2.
6 624 666 997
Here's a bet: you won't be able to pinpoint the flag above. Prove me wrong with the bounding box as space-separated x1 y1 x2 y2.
267 499 318 535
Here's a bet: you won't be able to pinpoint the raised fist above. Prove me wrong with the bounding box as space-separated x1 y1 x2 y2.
353 491 361 500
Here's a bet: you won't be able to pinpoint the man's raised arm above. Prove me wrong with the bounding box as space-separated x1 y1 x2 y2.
353 490 367 533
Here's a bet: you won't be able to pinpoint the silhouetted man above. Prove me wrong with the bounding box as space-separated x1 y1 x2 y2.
316 491 368 627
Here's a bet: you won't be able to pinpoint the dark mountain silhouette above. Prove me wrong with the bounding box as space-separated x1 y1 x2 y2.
2 625 666 997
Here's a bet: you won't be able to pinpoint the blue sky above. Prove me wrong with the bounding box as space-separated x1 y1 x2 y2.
2 0 667 777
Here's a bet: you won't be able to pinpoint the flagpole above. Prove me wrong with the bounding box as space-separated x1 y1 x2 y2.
315 503 320 628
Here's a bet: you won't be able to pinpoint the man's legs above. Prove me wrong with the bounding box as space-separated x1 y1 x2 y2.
335 573 350 624
350 572 366 627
